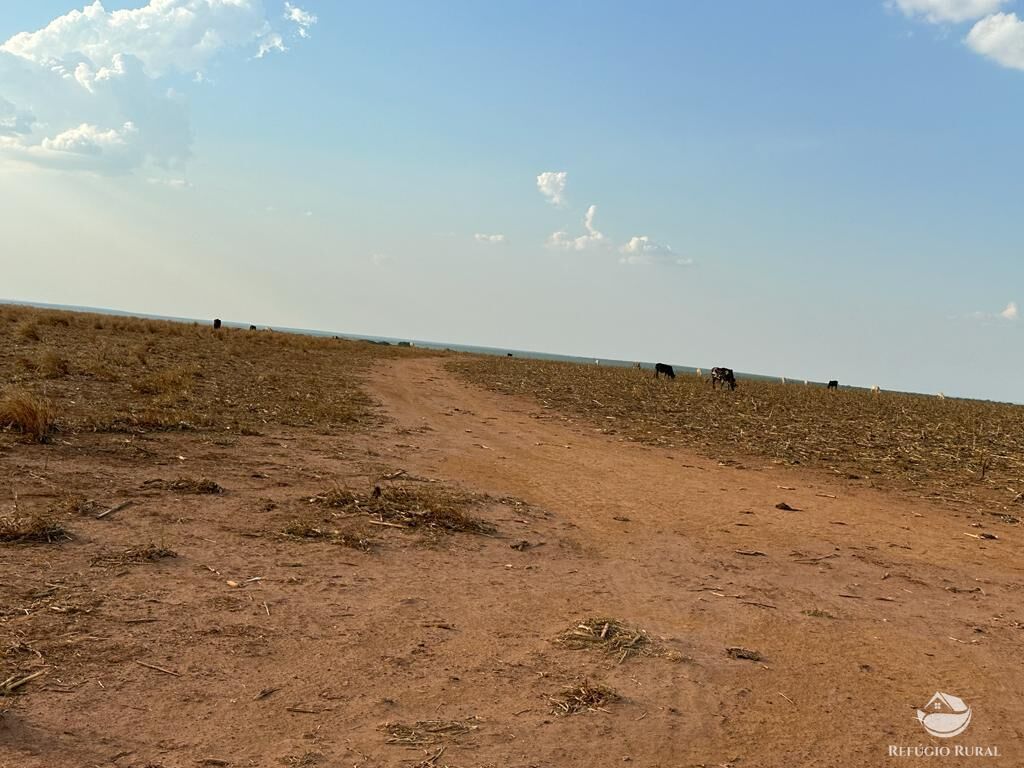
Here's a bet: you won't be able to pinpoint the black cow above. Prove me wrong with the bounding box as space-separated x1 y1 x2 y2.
213 318 222 330
654 363 676 379
711 367 736 390
827 380 839 390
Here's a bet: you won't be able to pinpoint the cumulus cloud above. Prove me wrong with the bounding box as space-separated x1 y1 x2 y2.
0 1 310 174
619 235 692 267
890 0 1009 23
547 204 609 251
966 12 1024 69
256 32 287 59
285 3 318 39
537 171 567 207
474 233 506 243
1000 300 1019 319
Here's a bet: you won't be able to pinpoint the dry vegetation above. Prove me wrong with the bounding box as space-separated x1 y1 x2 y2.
0 514 65 543
0 304 426 437
549 681 619 716
308 483 497 534
449 357 1024 510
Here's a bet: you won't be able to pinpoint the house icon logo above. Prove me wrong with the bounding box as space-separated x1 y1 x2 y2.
917 692 972 738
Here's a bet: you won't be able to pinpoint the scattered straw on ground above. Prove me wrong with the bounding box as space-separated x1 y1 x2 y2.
0 515 66 543
555 617 659 662
282 520 374 550
381 718 481 745
549 681 619 716
310 484 496 535
147 477 224 494
90 544 178 567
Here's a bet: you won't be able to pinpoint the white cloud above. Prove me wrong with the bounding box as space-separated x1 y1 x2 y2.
1000 300 1019 319
890 0 1009 23
371 253 392 266
966 12 1024 69
0 0 273 77
618 235 692 267
537 170 567 207
285 3 318 39
256 32 287 59
547 204 608 251
474 233 506 244
0 1 310 174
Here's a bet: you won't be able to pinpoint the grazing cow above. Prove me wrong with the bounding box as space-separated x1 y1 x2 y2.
827 380 839 390
213 318 222 330
711 367 736 390
506 353 513 357
780 376 787 384
937 392 946 400
249 324 257 330
696 367 702 377
871 385 880 395
654 363 676 379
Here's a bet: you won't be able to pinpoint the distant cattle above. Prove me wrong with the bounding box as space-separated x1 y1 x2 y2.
654 363 676 379
871 385 881 395
711 367 736 390
249 324 257 330
507 353 513 357
937 392 946 400
213 318 222 330
827 380 839 390
696 368 703 377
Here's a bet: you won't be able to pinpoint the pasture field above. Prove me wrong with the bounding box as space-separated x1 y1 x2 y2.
448 356 1024 515
2 306 1022 767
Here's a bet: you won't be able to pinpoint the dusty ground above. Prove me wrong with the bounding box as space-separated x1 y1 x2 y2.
2 356 1022 767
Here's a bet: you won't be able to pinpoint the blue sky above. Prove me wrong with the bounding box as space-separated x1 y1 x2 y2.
1 1 1022 401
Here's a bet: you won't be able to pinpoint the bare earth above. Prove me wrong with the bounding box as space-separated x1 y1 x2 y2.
2 356 1022 767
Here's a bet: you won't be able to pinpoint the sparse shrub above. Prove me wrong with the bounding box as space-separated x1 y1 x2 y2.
0 390 55 442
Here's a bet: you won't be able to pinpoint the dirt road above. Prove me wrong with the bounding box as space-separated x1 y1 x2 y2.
2 356 1020 767
363 357 1023 766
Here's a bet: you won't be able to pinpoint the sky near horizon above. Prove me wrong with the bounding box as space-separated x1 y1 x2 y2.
0 1 1022 402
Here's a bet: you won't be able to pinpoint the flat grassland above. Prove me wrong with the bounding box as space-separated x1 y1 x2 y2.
2 306 1022 767
449 356 1024 514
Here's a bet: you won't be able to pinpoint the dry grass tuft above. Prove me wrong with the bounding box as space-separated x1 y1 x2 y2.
0 390 55 442
310 484 495 534
16 322 40 342
149 477 224 494
549 681 619 715
283 520 373 550
555 617 657 662
0 514 66 543
382 718 481 745
131 365 197 396
37 350 70 379
91 544 177 567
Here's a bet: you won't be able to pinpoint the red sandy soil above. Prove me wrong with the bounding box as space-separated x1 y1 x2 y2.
2 357 1021 767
